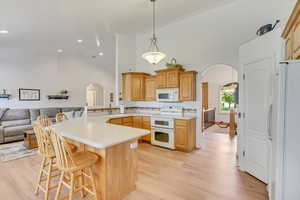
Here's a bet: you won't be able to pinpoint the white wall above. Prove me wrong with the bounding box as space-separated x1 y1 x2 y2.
201 65 238 123
116 34 137 103
0 50 115 108
135 0 295 75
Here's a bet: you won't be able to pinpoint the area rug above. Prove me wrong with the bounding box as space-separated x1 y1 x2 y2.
0 141 37 162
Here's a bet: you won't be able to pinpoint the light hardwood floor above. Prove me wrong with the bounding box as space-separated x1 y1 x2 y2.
0 133 267 200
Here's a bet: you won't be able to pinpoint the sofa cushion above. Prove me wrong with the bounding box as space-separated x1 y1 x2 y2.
29 109 40 121
1 119 31 128
4 124 32 137
1 109 30 121
61 107 83 112
0 108 9 120
40 108 60 118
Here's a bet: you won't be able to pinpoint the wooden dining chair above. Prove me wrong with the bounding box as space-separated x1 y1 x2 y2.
49 128 99 200
37 114 53 127
56 113 68 123
33 122 60 200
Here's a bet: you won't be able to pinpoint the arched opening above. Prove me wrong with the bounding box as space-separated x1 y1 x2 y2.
200 64 238 137
86 83 104 107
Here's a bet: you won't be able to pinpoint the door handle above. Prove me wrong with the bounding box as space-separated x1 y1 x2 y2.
267 104 273 141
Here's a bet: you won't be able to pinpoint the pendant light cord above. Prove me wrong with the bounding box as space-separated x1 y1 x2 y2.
153 0 156 39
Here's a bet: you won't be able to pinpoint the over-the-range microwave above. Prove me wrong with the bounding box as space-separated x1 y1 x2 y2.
156 88 179 102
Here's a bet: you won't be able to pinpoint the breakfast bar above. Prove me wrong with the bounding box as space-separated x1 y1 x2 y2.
52 116 150 200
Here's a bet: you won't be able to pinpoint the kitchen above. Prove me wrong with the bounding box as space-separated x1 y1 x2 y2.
88 65 199 153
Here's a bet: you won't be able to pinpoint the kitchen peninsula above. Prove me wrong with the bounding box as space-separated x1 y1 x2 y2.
52 116 150 200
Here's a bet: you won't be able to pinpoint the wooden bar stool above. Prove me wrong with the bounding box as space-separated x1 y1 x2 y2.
33 122 60 200
56 113 68 123
49 129 99 200
37 114 53 127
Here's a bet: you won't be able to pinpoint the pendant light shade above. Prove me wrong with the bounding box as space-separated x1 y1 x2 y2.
142 0 166 65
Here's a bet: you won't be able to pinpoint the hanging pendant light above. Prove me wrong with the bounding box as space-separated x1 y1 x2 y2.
142 0 166 65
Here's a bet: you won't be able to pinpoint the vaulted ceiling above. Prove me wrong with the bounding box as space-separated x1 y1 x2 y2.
0 0 235 51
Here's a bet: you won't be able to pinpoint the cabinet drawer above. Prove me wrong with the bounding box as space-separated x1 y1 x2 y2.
122 117 133 123
175 119 189 127
109 118 122 125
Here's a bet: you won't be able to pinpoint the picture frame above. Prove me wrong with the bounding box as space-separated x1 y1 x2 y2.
19 88 40 101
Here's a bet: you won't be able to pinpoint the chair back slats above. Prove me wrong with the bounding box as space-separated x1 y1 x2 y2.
37 114 53 127
56 113 68 123
49 129 75 170
32 123 55 158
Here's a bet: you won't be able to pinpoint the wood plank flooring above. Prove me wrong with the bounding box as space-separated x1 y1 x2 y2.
0 133 267 200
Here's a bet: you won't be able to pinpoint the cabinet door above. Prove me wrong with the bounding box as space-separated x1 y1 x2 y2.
145 77 156 101
293 19 300 59
131 75 145 101
141 117 151 142
180 72 196 101
109 118 122 125
166 71 179 88
156 72 167 88
175 125 188 151
133 116 143 128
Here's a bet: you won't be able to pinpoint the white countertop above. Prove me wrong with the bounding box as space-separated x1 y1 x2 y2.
52 116 150 149
51 113 196 149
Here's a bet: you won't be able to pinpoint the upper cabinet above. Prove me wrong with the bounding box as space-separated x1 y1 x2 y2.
122 67 197 102
282 1 300 60
122 72 149 101
155 67 185 89
145 76 156 101
179 71 197 101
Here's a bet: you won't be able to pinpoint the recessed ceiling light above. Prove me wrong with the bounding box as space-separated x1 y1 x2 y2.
57 49 63 53
77 39 83 43
99 52 104 56
0 30 8 34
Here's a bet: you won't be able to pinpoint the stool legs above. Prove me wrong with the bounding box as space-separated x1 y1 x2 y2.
54 167 98 200
35 157 58 200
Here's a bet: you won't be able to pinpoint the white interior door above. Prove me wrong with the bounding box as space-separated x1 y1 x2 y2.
243 58 273 183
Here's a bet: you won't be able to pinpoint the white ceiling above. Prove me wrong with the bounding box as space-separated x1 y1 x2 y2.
0 0 235 51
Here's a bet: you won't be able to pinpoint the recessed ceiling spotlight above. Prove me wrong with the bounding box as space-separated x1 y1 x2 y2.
99 52 104 56
57 49 63 53
77 39 83 43
0 30 8 34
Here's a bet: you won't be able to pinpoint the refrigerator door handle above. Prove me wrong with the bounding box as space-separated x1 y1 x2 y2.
267 104 273 141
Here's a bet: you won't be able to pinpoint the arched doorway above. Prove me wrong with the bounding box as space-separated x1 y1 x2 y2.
200 64 238 137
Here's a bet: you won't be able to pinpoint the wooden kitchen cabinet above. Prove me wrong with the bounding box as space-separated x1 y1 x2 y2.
133 116 142 128
145 76 157 101
109 118 123 125
122 72 149 101
179 71 197 101
141 116 151 142
175 119 196 152
282 1 300 60
122 117 133 127
155 67 184 89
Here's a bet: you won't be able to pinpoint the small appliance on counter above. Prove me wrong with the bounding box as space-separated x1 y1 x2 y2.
120 104 125 114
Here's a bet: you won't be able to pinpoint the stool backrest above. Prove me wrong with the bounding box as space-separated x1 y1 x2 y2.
56 113 68 123
49 129 75 170
32 122 55 158
37 114 53 127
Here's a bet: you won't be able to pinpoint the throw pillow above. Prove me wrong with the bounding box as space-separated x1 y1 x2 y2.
63 111 74 119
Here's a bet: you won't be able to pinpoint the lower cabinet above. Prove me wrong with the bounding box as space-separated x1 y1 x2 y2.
175 119 196 152
109 116 151 143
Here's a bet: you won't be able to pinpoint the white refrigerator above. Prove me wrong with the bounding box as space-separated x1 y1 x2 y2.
279 60 300 200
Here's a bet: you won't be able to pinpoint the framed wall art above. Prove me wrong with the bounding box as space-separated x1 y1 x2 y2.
19 88 40 101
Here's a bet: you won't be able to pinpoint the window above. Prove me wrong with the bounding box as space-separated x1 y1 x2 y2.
219 84 237 112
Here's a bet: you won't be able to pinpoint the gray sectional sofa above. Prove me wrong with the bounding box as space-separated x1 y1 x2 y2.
0 107 84 144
